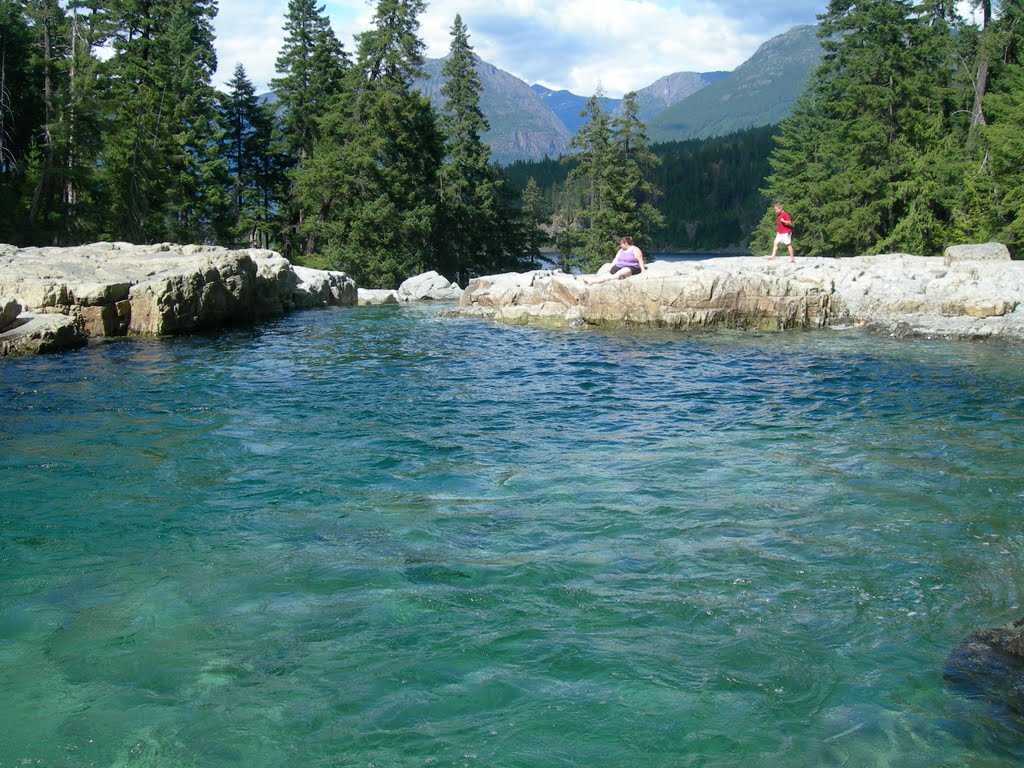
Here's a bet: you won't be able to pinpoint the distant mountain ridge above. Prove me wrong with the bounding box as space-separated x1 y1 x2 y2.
647 25 823 142
416 56 573 165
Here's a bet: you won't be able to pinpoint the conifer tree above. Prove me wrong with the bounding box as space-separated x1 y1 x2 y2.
610 91 664 247
220 63 279 247
435 14 528 283
271 0 348 255
564 93 616 270
294 0 443 288
271 0 347 163
0 1 38 241
560 91 663 271
164 0 229 243
16 0 107 243
520 176 547 268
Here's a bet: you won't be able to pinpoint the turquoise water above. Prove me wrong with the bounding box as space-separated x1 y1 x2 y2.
2 304 1024 767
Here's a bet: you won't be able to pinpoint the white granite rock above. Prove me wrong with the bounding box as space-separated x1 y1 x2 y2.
397 271 462 301
448 250 1024 341
358 288 400 305
0 311 86 356
0 243 357 355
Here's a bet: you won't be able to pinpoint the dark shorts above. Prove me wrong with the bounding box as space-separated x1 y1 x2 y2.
613 264 642 276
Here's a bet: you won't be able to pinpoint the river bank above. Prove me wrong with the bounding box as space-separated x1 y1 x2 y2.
0 243 356 356
448 244 1024 342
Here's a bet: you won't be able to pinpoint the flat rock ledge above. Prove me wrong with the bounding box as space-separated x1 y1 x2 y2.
0 242 355 356
445 246 1024 342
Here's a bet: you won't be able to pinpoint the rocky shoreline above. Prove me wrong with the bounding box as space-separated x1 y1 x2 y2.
3 241 1021 356
446 243 1024 342
0 242 356 356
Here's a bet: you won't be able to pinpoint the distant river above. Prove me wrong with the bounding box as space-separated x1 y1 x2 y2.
3 304 1024 766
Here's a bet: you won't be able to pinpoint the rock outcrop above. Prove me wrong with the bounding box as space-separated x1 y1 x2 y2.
398 271 462 302
945 616 1024 718
0 243 355 355
358 288 400 306
446 251 1024 341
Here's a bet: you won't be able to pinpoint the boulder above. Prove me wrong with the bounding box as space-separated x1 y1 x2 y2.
293 265 356 308
358 288 400 305
943 242 1012 265
945 617 1024 718
398 271 462 302
1 297 20 332
0 311 86 356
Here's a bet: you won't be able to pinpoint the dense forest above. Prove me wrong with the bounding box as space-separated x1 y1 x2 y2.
753 0 1024 258
505 125 778 253
0 0 546 287
2 0 1022 285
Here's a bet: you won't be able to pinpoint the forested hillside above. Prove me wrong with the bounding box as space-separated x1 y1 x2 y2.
505 125 777 252
0 0 537 287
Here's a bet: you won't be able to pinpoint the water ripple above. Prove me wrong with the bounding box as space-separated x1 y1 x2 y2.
2 309 1024 766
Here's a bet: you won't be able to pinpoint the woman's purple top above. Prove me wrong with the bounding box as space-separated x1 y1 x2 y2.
613 246 641 268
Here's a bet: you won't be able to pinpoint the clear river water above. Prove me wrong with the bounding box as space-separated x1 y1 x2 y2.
2 302 1024 767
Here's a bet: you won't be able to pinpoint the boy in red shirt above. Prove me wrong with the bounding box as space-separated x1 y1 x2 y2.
767 202 795 262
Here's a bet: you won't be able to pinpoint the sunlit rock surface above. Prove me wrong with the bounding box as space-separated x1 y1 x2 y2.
447 248 1024 341
0 243 355 355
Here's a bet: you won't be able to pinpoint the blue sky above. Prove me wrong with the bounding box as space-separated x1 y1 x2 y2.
213 0 829 97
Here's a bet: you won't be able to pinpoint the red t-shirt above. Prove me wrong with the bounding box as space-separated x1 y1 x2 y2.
776 210 792 234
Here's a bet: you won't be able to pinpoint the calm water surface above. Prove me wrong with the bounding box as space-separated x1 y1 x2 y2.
2 304 1024 767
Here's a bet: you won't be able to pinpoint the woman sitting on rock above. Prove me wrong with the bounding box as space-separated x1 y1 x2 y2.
581 236 646 285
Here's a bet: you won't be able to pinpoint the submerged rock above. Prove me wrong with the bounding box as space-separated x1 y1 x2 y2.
945 617 1024 718
446 250 1024 341
0 243 356 355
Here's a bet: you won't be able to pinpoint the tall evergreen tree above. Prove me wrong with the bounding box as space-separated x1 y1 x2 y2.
520 176 547 268
435 14 528 283
1 0 45 241
164 0 229 243
270 0 347 255
293 0 443 288
563 92 616 271
559 91 663 271
271 0 347 163
758 0 966 257
610 91 664 247
220 63 279 247
19 0 107 243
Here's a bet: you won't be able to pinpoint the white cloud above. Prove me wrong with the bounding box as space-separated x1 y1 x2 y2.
214 0 824 96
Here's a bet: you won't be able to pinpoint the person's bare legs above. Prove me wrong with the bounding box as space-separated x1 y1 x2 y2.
581 266 632 285
787 244 795 263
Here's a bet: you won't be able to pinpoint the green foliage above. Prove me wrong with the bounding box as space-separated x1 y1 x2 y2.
556 91 663 272
270 0 348 257
509 125 777 253
294 0 443 289
757 0 984 257
220 64 282 248
435 14 530 283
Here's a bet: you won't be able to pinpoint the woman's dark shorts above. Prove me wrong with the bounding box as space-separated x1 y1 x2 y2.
613 264 642 276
